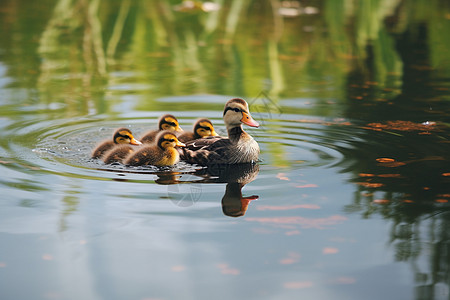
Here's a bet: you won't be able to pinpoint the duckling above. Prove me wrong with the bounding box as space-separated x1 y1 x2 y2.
177 118 219 143
91 128 142 159
140 114 183 144
180 98 260 165
124 130 186 167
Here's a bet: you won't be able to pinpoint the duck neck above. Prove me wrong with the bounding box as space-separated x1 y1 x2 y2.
227 125 244 143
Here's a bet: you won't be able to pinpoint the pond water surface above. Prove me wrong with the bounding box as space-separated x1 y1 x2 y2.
1 1 450 300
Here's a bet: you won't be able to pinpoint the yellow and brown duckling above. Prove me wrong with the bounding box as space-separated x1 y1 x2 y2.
102 144 135 164
124 130 186 167
177 118 219 143
91 127 142 159
180 98 260 165
140 114 183 144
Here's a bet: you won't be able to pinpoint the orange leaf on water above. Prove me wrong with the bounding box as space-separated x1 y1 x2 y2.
356 182 384 188
283 281 314 289
376 158 395 163
322 247 339 254
373 199 390 204
296 184 318 188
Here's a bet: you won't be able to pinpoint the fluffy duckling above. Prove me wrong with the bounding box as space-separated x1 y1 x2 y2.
181 98 260 165
177 118 219 143
91 128 141 159
140 114 183 144
102 144 134 164
124 130 186 167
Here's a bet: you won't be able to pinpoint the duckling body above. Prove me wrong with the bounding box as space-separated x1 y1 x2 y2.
91 128 141 159
102 144 134 164
140 114 183 144
125 131 185 167
177 118 218 143
181 98 260 165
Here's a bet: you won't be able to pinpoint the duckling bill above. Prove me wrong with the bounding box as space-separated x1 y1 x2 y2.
124 130 185 167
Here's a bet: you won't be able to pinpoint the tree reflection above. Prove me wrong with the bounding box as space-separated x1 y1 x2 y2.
339 12 450 300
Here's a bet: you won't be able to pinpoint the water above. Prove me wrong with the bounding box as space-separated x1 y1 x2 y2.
1 1 450 300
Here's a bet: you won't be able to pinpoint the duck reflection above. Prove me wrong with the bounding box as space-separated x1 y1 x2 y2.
200 163 259 217
221 182 259 217
154 163 260 217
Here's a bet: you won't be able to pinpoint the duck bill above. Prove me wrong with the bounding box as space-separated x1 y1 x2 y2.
211 129 219 136
176 141 186 147
176 125 183 132
241 112 259 127
130 138 142 145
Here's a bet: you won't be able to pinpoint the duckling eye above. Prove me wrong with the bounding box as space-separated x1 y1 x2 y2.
233 108 240 112
167 139 175 142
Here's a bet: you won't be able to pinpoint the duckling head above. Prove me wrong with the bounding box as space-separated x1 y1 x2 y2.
223 98 259 129
113 128 142 145
159 114 183 132
156 131 186 149
194 119 219 138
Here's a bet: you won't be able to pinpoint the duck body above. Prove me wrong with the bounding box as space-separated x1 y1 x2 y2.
177 118 218 143
181 98 260 165
91 128 141 159
182 126 259 165
124 131 185 167
140 114 183 144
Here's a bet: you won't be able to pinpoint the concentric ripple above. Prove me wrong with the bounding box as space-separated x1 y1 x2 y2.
0 112 358 182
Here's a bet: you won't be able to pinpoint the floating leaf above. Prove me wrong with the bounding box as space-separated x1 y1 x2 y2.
246 215 347 229
216 263 240 275
373 199 390 204
257 204 320 211
283 281 314 289
276 173 290 181
280 252 301 265
296 184 318 188
322 247 339 254
376 158 395 163
356 182 384 188
436 199 448 203
171 265 186 272
376 158 406 167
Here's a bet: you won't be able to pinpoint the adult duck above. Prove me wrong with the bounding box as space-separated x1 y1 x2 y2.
181 98 259 165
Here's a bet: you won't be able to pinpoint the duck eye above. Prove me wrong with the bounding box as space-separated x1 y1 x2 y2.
233 108 240 112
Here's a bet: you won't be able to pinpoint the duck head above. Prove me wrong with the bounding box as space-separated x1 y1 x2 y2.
223 98 259 129
194 119 219 138
157 131 186 149
159 114 183 132
113 128 142 145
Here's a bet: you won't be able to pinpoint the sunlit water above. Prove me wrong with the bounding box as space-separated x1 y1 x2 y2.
2 1 450 300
